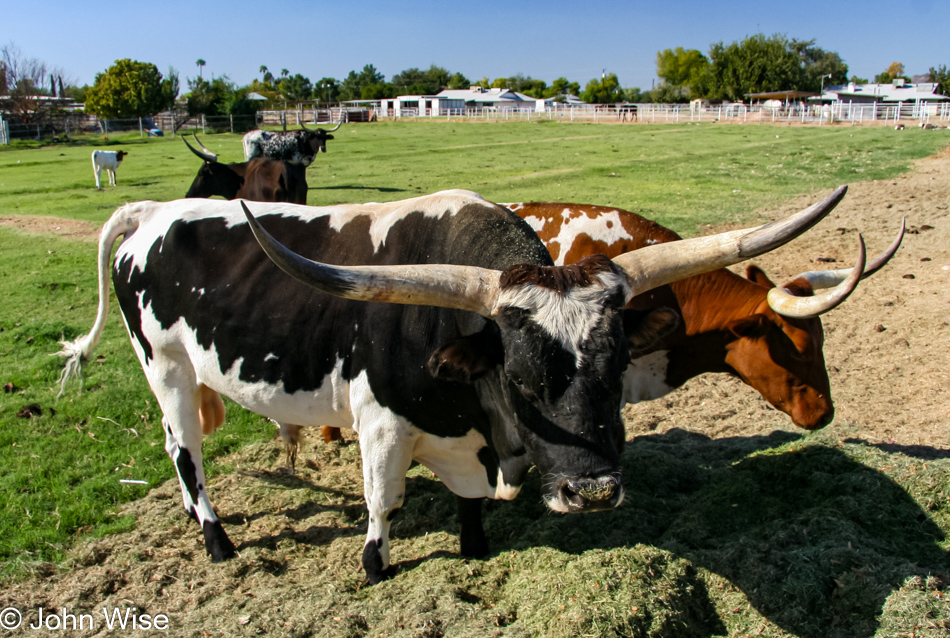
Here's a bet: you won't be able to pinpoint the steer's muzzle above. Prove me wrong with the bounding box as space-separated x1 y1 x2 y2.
549 475 624 513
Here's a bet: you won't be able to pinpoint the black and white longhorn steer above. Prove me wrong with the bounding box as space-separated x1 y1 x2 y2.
242 117 344 166
57 187 855 583
183 135 308 204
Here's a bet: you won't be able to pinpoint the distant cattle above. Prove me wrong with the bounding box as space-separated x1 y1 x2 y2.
618 104 638 122
242 117 343 166
91 150 127 189
183 135 307 204
56 188 849 583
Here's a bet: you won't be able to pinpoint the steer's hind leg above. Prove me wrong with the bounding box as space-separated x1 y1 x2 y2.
150 361 236 562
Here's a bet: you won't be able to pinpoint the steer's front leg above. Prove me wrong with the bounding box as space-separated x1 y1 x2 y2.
355 415 415 585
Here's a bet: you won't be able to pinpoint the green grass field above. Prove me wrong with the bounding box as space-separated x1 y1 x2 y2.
0 121 948 636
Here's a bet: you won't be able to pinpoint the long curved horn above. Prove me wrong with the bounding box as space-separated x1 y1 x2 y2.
612 186 848 296
240 201 500 317
301 113 344 132
791 218 905 289
193 134 218 161
325 112 344 131
182 135 217 163
766 235 866 318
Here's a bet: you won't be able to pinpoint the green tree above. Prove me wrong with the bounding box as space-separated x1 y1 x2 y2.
63 84 88 103
196 59 206 78
315 77 339 103
849 75 869 85
338 64 385 101
161 66 179 110
361 82 395 100
656 47 709 99
581 72 624 103
928 64 949 96
185 75 251 116
85 59 166 118
278 73 312 101
790 39 848 91
504 73 547 97
392 65 454 95
446 72 470 89
546 77 580 99
623 87 651 103
705 33 803 101
656 47 709 87
874 62 908 84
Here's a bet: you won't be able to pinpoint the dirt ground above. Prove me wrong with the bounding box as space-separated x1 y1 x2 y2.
624 145 950 450
1 148 948 636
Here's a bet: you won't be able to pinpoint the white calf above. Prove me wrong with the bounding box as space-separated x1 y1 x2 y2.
91 150 128 189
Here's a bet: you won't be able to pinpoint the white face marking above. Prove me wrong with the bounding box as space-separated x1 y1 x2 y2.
622 350 674 404
548 208 634 266
264 353 278 362
495 270 631 363
504 202 525 212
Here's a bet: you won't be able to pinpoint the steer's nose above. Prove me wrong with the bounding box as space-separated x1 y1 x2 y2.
559 475 623 511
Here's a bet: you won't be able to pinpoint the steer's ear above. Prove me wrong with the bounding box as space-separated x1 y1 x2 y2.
726 314 770 339
428 328 503 384
625 307 680 356
746 265 776 289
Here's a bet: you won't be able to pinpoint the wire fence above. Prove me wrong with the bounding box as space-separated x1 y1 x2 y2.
381 100 950 126
2 100 948 145
0 107 379 143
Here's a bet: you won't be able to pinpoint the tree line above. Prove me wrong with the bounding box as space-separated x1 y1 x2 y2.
3 35 948 123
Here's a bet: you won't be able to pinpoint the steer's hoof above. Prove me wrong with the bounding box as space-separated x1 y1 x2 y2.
362 539 398 585
365 564 399 586
203 520 237 562
460 531 489 559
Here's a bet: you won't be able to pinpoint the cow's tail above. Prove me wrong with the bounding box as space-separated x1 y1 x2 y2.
55 202 147 397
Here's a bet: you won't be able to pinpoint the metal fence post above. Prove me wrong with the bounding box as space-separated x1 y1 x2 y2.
230 114 234 134
139 117 143 138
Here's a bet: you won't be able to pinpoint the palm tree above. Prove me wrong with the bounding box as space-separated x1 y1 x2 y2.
259 65 268 78
196 59 206 79
281 68 289 79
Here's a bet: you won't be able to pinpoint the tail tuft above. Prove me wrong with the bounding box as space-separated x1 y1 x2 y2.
53 336 92 398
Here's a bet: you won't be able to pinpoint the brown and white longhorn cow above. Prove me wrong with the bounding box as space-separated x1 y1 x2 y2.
504 201 903 429
311 196 895 451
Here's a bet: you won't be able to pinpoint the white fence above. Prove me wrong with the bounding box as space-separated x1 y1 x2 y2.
377 100 950 126
0 116 9 145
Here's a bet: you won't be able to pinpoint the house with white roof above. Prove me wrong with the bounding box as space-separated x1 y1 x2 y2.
813 80 948 119
379 86 583 117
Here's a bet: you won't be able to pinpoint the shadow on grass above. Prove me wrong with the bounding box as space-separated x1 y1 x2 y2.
389 428 947 638
843 437 950 460
308 184 406 193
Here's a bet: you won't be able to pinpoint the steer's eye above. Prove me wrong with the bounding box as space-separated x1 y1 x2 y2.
509 375 525 388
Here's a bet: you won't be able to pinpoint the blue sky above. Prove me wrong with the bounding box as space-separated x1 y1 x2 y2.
4 0 948 91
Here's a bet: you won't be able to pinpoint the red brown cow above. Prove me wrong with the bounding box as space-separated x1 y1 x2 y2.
183 135 308 204
504 201 903 429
